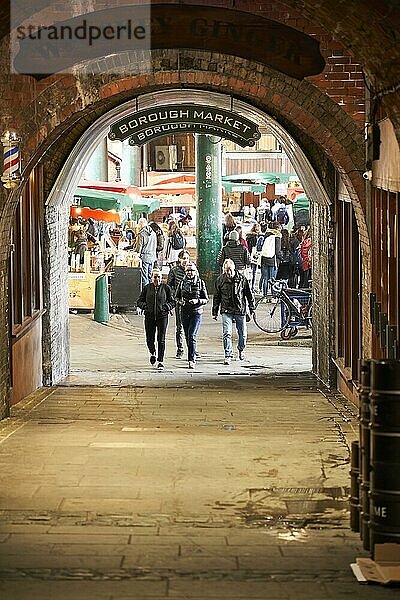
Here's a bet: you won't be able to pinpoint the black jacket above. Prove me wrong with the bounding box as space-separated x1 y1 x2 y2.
217 241 250 270
137 283 175 319
212 272 255 316
166 263 186 294
176 276 209 315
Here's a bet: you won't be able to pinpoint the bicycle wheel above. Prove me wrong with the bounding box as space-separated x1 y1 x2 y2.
253 297 291 333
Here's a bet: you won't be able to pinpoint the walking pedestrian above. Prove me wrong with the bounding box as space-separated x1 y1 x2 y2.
217 230 250 273
136 269 175 371
222 212 236 242
149 221 165 268
166 220 186 266
212 258 255 365
246 222 264 292
176 263 208 369
167 250 191 358
259 222 282 296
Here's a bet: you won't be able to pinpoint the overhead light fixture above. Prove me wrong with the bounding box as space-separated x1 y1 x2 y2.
1 131 22 189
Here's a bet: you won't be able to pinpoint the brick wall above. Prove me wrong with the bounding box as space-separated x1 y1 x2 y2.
0 265 10 419
311 202 336 386
42 201 70 386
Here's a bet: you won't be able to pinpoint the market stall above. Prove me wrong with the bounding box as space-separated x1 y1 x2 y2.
69 186 159 311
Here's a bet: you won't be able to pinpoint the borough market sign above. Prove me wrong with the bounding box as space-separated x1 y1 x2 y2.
108 105 261 148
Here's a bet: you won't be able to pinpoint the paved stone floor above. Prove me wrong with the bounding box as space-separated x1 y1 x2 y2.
0 313 397 598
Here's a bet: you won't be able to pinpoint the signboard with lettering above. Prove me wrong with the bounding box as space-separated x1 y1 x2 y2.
108 104 261 147
13 4 325 79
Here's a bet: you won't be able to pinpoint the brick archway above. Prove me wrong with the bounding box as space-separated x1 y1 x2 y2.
17 50 365 209
26 59 366 388
0 49 372 412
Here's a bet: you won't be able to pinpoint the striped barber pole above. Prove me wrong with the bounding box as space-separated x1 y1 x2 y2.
1 131 21 188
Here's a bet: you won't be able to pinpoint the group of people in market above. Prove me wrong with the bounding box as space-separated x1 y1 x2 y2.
136 249 255 372
135 200 311 372
136 216 188 289
221 209 312 295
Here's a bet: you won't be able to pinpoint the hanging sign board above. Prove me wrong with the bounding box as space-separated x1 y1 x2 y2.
109 104 261 148
12 4 325 79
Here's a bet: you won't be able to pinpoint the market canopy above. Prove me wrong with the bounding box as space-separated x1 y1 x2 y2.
222 172 299 185
222 182 265 193
73 188 134 211
78 180 142 197
156 174 195 185
73 187 159 213
130 198 161 214
140 182 196 197
292 193 309 211
70 206 122 225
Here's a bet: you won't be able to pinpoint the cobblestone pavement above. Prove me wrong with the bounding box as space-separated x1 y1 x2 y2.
0 314 396 598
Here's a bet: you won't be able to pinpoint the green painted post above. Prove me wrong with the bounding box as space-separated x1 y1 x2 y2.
121 141 141 185
84 139 108 181
195 134 223 291
93 274 109 323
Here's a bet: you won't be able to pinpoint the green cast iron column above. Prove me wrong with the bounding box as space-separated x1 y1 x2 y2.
121 141 141 185
84 138 108 181
195 134 222 291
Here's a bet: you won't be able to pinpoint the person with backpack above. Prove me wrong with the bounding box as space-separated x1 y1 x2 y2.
166 220 186 266
259 222 282 297
256 199 271 224
246 223 264 292
273 198 290 226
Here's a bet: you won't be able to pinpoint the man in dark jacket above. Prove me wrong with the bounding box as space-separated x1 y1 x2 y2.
212 259 255 365
217 230 250 272
137 269 175 370
167 249 191 358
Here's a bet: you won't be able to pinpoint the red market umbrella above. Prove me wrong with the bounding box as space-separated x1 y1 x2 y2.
79 180 142 197
70 206 122 225
140 182 196 197
156 174 195 185
287 186 304 201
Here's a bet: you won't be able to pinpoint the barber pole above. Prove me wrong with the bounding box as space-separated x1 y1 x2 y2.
1 131 21 189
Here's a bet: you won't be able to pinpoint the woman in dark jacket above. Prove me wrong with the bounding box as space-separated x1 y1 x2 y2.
276 228 293 283
175 263 208 369
137 269 175 370
246 222 263 292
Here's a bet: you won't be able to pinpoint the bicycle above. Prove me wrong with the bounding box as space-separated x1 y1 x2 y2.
253 279 312 338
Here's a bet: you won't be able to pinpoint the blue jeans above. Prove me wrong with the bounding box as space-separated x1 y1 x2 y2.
221 313 247 358
181 312 202 362
251 264 258 289
260 265 277 296
141 261 153 288
174 305 184 353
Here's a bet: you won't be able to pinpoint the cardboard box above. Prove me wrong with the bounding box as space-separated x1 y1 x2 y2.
351 543 400 585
